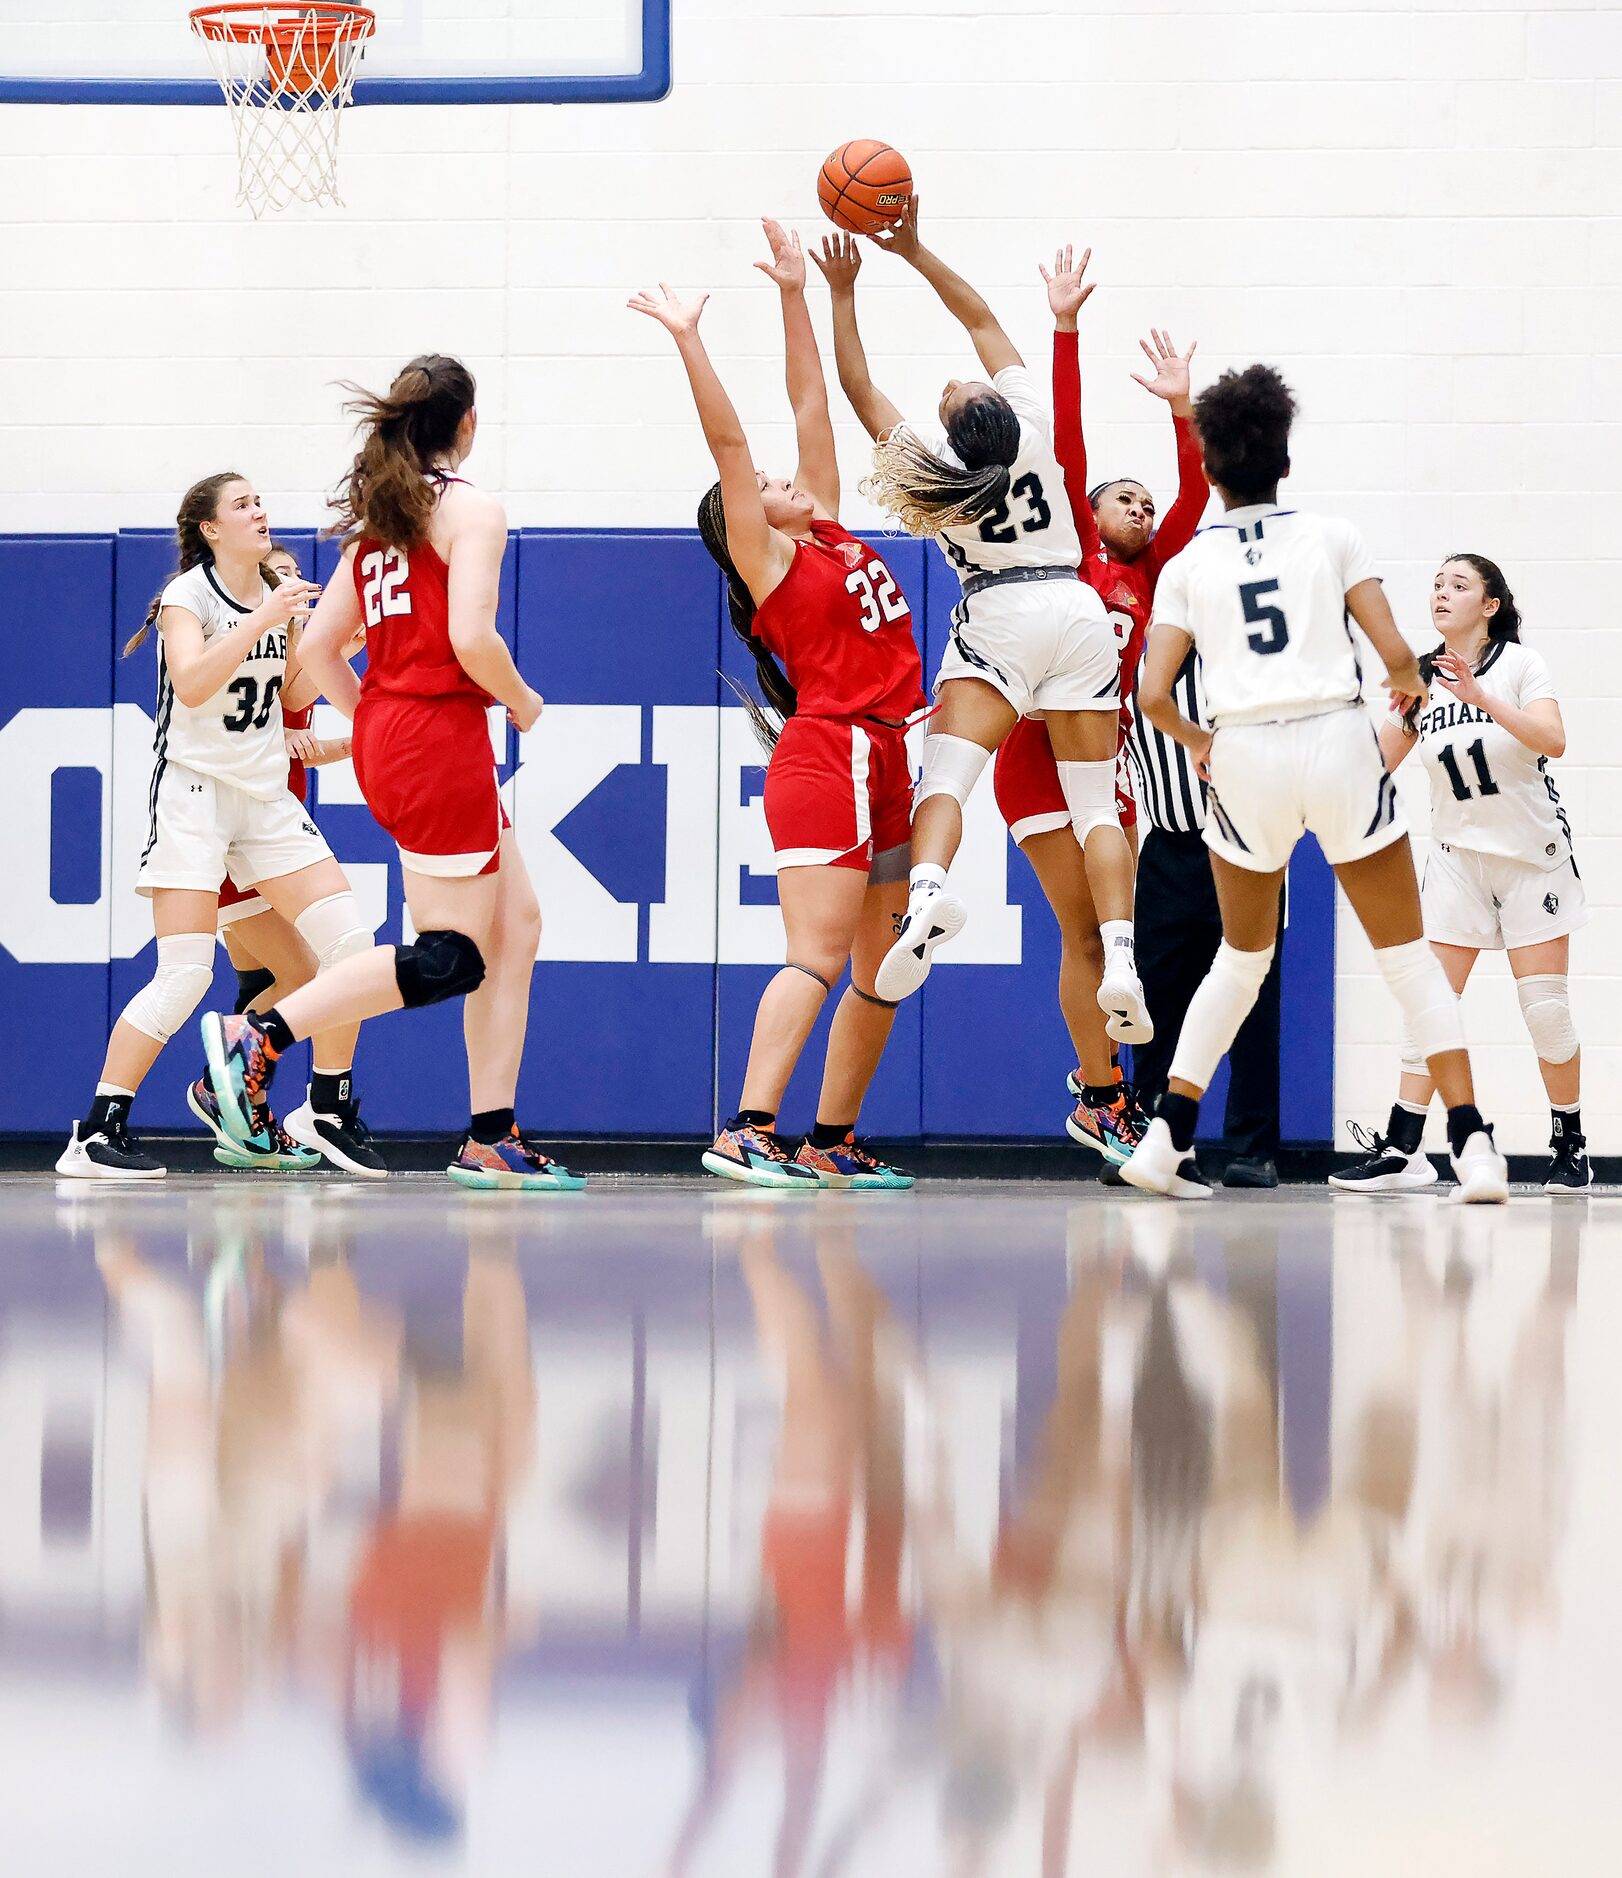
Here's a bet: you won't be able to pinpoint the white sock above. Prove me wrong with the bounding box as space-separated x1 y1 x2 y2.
1100 920 1136 972
96 1081 136 1099
909 862 947 898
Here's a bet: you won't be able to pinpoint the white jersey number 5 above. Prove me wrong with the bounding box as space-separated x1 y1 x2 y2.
360 547 410 628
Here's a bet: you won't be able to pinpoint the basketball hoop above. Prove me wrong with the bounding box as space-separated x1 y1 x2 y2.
190 4 375 216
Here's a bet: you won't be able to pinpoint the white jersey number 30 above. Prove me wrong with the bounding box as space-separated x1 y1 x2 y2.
360 547 411 628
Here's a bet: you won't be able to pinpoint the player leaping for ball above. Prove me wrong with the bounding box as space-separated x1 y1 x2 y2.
816 202 1149 1043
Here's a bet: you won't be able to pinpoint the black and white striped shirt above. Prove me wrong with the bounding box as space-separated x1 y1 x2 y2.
1125 648 1208 836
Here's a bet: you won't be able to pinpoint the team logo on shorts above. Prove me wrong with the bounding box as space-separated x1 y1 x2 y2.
1546 843 1557 856
1544 892 1559 915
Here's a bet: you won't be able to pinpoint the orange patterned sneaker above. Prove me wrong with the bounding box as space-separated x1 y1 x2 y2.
1064 1093 1142 1167
794 1135 915 1190
200 1011 281 1148
448 1126 586 1191
702 1125 820 1189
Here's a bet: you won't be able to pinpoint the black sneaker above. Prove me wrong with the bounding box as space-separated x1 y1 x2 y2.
282 1098 389 1178
1544 1130 1592 1194
56 1117 166 1181
1327 1121 1437 1194
1222 1155 1279 1190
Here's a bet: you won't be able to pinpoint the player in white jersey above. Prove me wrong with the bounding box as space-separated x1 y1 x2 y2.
1333 554 1587 1194
1118 365 1508 1204
56 472 375 1180
817 203 1147 1038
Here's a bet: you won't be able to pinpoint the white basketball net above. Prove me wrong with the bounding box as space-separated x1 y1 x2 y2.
191 5 374 217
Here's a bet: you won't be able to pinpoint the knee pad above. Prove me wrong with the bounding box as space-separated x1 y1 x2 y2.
394 928 486 1008
915 734 991 811
1056 758 1120 842
294 891 375 971
232 965 276 1016
1375 939 1464 1063
1516 973 1578 1065
1166 941 1275 1092
120 932 216 1044
1399 1025 1429 1081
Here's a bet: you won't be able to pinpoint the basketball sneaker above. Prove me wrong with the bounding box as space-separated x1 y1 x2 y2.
1450 1127 1509 1205
1064 1092 1143 1167
448 1126 586 1192
1119 1117 1212 1200
200 1011 281 1149
283 1098 388 1178
793 1135 916 1190
702 1124 821 1189
1327 1121 1438 1194
873 885 967 1003
185 1076 319 1170
1544 1126 1592 1194
1097 958 1153 1046
55 1117 166 1180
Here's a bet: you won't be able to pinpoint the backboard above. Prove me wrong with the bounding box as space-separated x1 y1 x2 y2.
0 0 670 103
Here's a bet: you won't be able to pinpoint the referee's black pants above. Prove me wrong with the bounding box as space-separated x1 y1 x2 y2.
1130 826 1283 1157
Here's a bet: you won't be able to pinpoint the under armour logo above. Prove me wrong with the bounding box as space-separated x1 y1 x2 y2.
1544 892 1559 915
189 783 203 793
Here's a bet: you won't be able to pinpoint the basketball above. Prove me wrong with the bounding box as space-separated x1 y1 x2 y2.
818 140 913 236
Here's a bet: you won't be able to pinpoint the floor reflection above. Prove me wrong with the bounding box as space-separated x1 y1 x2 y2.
1 1181 1616 1875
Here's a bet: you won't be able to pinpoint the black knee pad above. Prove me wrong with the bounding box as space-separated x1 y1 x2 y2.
233 966 276 1015
394 928 486 1008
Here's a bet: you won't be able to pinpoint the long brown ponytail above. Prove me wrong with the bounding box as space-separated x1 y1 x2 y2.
123 470 279 658
697 482 797 755
330 354 477 550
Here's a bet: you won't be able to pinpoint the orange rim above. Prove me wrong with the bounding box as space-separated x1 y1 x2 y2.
188 3 375 49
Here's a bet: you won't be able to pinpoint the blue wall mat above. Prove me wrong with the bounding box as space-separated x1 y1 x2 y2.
0 528 1340 1143
0 536 115 1130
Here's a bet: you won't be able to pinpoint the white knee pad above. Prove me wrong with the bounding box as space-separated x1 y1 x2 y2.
1375 939 1464 1065
1056 759 1120 842
1167 941 1276 1092
119 932 216 1044
915 734 991 811
1399 1026 1429 1081
295 892 375 970
1516 973 1578 1065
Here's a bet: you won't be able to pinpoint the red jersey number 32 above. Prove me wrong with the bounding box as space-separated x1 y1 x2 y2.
845 561 909 633
360 547 411 628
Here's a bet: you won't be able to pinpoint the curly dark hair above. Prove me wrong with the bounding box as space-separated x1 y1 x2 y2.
1192 363 1296 504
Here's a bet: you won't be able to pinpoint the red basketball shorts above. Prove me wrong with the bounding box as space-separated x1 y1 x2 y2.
764 718 913 876
353 692 504 878
992 713 1137 846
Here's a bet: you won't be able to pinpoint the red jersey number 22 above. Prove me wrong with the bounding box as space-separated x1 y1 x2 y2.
360 547 410 628
845 561 909 633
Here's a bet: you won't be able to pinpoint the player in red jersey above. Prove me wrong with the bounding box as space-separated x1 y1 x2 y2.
188 540 387 1175
993 248 1208 1165
201 356 585 1192
631 222 922 1190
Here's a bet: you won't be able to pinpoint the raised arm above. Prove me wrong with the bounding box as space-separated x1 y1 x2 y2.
1431 649 1566 759
870 196 1021 377
628 282 792 603
1131 329 1209 575
158 576 318 709
1039 244 1101 560
755 218 838 516
811 235 904 443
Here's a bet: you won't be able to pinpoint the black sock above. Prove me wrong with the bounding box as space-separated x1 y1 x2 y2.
312 1070 354 1119
470 1106 515 1145
729 1109 776 1134
85 1092 131 1137
1552 1105 1583 1143
1157 1091 1200 1154
1386 1102 1425 1156
1083 1083 1119 1108
809 1121 852 1149
1445 1103 1486 1157
256 1008 295 1055
233 966 275 1016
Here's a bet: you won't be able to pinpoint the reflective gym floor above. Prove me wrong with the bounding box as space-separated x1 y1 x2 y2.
3 1175 1619 1876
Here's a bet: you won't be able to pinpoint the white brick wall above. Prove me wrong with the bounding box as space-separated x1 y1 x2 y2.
1 0 1618 1149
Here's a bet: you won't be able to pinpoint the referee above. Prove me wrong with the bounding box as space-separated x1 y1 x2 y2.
1124 645 1283 1186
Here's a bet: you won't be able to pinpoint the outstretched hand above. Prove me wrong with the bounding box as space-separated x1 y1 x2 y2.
810 231 862 293
1038 244 1095 328
1430 648 1484 710
754 218 806 291
626 282 710 338
867 193 921 262
1130 328 1198 413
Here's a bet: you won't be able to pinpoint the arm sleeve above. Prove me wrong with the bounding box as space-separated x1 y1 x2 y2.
1145 414 1210 579
1513 647 1557 708
1329 517 1378 594
1151 556 1192 639
992 364 1049 434
1050 330 1102 561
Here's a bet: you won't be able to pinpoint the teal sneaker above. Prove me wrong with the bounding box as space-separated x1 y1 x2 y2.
794 1135 916 1190
448 1126 586 1191
702 1124 820 1189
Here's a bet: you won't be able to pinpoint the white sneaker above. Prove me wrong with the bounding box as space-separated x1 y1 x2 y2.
1097 959 1153 1045
55 1122 166 1180
873 888 967 1003
1119 1117 1212 1201
1327 1123 1438 1193
1450 1128 1509 1205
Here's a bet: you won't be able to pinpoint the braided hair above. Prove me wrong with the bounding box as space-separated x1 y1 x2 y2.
696 482 798 754
863 386 1020 536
